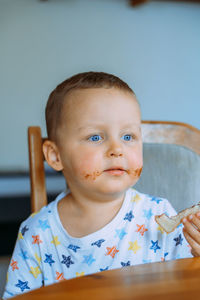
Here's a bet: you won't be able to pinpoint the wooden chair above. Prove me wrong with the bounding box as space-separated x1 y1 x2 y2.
28 127 47 213
28 121 200 213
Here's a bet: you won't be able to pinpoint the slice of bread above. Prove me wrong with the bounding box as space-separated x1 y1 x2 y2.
155 203 200 233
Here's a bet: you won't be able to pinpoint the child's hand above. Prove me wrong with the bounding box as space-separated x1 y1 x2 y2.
182 212 200 257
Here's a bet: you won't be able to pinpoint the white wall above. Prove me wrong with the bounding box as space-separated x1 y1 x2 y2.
1 0 200 171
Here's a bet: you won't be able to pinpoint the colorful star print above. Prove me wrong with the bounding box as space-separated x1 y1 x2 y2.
55 271 65 281
82 254 96 266
61 255 74 268
68 244 81 252
91 239 105 248
21 225 29 236
100 266 109 272
115 228 127 240
15 280 30 292
51 236 61 246
143 259 152 264
124 211 134 222
18 232 23 240
157 225 165 234
32 235 43 245
131 194 141 203
105 246 119 258
128 241 141 254
150 240 161 253
38 219 50 231
143 209 153 220
4 188 193 299
161 252 169 261
121 261 130 267
44 254 55 266
10 259 18 271
135 224 148 236
151 197 163 204
19 250 29 260
174 234 183 246
34 253 42 265
29 266 41 278
76 272 85 277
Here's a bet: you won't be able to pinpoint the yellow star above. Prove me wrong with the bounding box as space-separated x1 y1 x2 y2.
131 194 141 203
76 272 85 277
30 212 38 218
128 241 141 254
51 236 61 246
34 252 42 265
157 225 165 234
29 266 41 278
18 232 23 240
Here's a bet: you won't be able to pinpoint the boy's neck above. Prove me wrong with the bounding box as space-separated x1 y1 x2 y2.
57 190 126 238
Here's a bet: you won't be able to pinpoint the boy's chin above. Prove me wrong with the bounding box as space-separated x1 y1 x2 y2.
96 182 133 197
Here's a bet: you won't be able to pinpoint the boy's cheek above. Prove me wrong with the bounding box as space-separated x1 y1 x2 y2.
75 152 102 180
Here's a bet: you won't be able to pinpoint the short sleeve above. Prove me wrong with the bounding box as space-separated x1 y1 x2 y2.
3 224 43 299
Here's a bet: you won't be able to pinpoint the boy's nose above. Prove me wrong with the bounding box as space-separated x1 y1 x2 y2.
106 142 123 157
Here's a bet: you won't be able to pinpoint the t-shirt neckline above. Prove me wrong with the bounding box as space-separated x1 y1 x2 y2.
52 189 134 247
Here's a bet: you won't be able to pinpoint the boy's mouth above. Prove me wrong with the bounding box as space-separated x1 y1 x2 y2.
104 167 126 176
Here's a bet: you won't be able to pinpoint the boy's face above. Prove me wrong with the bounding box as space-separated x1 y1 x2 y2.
49 88 143 200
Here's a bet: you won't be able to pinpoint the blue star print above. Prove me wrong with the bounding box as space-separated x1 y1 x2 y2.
68 244 81 253
115 228 127 240
150 240 161 253
82 254 96 266
151 197 163 204
21 225 29 236
143 259 152 264
100 266 109 272
121 261 130 267
61 255 74 268
19 250 29 260
44 254 55 266
174 234 183 246
15 280 30 292
38 219 50 231
143 209 153 220
164 252 169 259
124 211 134 222
91 239 105 248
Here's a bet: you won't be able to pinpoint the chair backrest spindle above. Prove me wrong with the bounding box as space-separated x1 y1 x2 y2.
28 126 47 212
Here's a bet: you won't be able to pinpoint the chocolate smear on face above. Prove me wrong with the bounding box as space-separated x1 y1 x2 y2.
127 167 143 178
84 171 101 181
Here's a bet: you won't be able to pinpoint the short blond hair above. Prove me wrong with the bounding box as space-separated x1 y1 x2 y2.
45 71 135 141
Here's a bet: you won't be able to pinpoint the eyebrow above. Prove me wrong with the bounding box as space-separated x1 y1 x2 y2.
77 123 141 132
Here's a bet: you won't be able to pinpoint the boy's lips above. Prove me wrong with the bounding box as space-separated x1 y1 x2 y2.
104 167 126 176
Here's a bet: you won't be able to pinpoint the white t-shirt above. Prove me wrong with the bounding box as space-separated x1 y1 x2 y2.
3 188 192 299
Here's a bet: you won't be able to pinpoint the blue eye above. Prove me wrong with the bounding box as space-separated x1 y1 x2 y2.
122 134 132 141
89 135 102 142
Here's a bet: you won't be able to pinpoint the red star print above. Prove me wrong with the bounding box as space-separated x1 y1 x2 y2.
105 246 119 258
56 271 65 281
32 235 43 244
135 224 148 236
10 259 19 271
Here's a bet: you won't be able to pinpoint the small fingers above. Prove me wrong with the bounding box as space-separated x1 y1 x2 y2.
182 213 200 256
182 229 200 257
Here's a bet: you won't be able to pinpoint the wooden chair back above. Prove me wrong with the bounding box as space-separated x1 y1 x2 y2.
28 127 47 213
28 121 200 213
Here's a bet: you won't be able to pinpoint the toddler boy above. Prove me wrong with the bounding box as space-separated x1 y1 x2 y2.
4 72 199 299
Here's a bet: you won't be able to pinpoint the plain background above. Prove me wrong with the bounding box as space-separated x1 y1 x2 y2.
1 0 200 171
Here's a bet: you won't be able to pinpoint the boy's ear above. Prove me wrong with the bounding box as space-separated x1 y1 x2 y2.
42 140 63 171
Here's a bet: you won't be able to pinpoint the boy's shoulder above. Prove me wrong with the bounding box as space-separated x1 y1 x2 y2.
130 188 176 217
18 192 65 237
